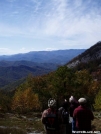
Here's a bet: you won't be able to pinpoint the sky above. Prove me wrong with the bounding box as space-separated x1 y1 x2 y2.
0 0 101 55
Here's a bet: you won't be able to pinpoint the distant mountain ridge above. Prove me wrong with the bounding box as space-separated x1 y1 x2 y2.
0 49 85 88
0 49 85 64
1 42 101 91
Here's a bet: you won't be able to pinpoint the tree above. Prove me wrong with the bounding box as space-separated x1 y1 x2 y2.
12 88 40 113
74 69 92 97
94 89 101 111
0 92 11 112
51 66 75 100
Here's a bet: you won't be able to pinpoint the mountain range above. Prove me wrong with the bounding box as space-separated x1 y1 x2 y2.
0 49 85 64
1 41 101 90
0 49 85 88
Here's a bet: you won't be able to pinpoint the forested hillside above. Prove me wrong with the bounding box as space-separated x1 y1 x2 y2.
0 49 85 88
0 65 101 113
0 42 101 113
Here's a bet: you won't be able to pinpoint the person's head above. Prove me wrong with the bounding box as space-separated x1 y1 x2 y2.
69 96 75 103
78 98 87 106
48 98 56 108
62 99 68 109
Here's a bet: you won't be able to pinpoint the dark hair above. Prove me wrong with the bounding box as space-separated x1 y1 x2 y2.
62 101 68 109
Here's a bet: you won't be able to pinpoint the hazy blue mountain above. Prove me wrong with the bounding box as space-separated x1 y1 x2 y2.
0 49 85 64
0 49 85 88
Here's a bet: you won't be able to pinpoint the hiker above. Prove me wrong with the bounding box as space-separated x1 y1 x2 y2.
73 97 94 131
58 99 70 134
41 98 61 134
69 96 79 131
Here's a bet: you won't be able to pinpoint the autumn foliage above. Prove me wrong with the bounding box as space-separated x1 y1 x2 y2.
0 65 101 113
12 88 40 113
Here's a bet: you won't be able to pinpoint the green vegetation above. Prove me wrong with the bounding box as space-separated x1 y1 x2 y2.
0 64 101 132
94 89 101 110
92 112 101 132
0 42 101 133
0 65 101 112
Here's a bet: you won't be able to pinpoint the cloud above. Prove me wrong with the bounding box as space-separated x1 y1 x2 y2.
45 47 57 51
26 0 101 42
0 23 24 37
0 0 101 50
0 48 11 55
19 47 29 53
19 47 35 53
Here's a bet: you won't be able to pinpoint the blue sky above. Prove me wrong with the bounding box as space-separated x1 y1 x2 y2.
0 0 101 55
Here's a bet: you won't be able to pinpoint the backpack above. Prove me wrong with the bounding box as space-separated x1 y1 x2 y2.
62 108 69 124
44 109 59 131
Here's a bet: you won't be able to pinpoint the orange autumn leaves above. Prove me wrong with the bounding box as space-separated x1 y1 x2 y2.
12 88 40 113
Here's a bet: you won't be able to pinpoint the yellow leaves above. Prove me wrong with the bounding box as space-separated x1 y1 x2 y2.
12 88 40 113
94 89 101 111
75 69 91 85
10 67 101 113
88 80 99 96
24 88 40 110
